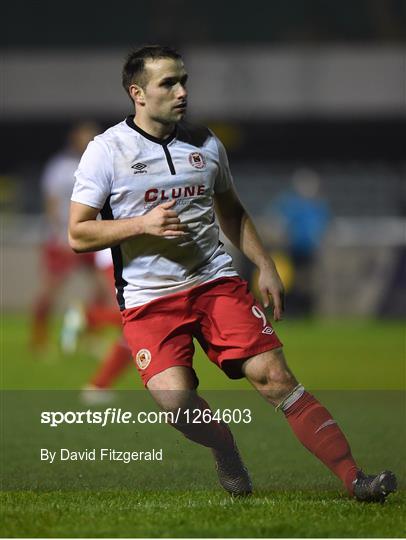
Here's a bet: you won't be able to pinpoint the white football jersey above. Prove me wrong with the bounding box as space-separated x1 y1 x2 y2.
72 116 237 309
42 151 81 242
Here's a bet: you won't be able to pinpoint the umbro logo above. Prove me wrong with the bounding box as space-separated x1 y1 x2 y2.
131 162 147 174
262 326 275 335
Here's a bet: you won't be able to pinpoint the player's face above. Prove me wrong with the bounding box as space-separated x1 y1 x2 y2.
141 58 188 125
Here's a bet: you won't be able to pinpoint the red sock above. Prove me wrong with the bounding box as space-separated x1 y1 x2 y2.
283 391 358 494
90 340 131 388
171 398 234 451
31 298 51 347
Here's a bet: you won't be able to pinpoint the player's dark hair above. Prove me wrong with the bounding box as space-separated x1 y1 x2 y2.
122 45 182 101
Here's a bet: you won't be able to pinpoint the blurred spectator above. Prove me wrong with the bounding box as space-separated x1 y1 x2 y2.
30 121 108 350
266 167 331 316
378 172 406 317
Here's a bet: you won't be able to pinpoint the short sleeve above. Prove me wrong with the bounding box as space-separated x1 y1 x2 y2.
71 138 113 210
213 135 234 194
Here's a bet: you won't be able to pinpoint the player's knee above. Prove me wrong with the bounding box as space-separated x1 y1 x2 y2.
244 348 297 397
258 369 296 405
267 365 295 387
150 388 197 415
261 367 296 402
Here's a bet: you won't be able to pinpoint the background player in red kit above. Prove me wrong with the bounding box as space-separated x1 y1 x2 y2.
69 46 396 502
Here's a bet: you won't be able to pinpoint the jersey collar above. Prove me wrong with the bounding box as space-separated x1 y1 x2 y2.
125 116 177 145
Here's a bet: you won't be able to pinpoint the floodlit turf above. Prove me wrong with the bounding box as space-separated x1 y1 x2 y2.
1 314 405 537
2 490 406 538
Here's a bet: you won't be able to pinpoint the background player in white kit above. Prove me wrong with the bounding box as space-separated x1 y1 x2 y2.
31 122 108 350
80 248 132 404
69 46 396 502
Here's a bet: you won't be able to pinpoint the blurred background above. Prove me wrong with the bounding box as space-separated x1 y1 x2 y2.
2 1 405 352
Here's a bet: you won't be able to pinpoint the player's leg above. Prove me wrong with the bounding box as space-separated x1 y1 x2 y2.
242 348 397 501
80 337 132 405
31 267 66 349
91 339 131 388
122 291 252 496
61 260 121 353
242 348 359 492
123 304 234 453
147 365 252 496
196 276 396 501
147 366 233 450
82 263 130 393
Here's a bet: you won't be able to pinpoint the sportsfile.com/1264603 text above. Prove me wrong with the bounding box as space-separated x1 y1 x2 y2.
40 408 253 427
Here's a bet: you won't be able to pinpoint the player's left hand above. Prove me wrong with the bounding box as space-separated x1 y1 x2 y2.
257 260 285 321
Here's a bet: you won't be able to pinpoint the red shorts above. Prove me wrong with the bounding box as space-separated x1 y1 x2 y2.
122 276 282 386
43 241 95 276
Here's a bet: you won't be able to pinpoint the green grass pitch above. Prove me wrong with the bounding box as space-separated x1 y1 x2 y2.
1 314 405 537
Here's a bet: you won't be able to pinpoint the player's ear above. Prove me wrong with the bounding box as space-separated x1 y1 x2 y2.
129 83 145 106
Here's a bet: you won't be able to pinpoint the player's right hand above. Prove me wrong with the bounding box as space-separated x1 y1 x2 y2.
141 200 188 237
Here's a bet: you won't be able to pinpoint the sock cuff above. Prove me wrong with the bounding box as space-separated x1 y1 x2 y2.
277 384 305 412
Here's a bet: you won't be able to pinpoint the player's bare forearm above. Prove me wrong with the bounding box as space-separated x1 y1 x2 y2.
69 201 146 252
239 213 274 269
69 200 187 252
69 216 144 252
215 188 284 319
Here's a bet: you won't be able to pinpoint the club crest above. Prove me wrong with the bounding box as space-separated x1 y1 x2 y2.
189 152 205 169
135 348 152 370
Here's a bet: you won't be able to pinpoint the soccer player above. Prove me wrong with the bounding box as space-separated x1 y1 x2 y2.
31 122 108 350
62 247 124 348
80 249 132 403
60 247 132 398
69 46 396 502
266 168 331 316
